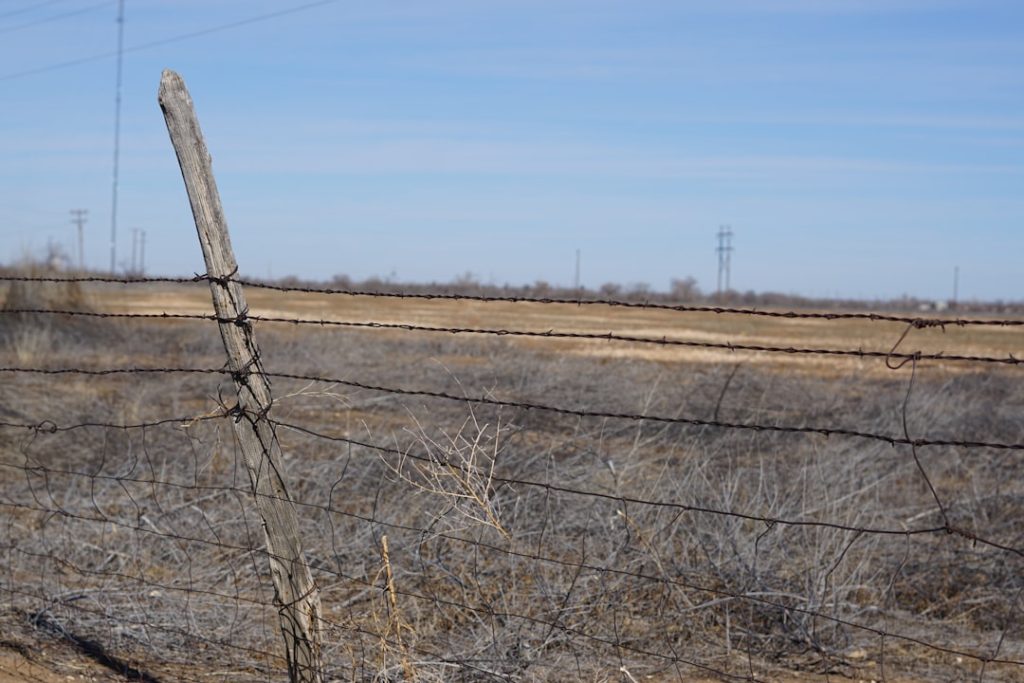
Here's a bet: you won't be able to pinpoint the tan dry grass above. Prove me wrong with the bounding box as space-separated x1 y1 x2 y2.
4 283 1023 682
88 284 1024 377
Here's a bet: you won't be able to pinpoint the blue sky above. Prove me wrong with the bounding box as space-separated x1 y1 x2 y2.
1 0 1022 300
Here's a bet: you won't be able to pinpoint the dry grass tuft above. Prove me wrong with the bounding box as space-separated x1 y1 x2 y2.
383 408 510 539
372 535 417 681
0 262 103 363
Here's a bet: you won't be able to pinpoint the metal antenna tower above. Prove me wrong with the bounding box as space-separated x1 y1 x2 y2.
109 0 125 273
716 225 734 297
70 209 88 270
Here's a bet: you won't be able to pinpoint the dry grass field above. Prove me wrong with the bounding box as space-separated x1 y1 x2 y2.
1 278 1022 682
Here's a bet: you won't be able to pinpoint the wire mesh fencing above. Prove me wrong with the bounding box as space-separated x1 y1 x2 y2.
0 274 1022 682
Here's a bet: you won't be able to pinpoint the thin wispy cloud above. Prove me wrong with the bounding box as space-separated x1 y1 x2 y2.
711 0 973 14
208 132 1021 180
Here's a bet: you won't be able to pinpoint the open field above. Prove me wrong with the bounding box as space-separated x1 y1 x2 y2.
86 281 1024 371
1 280 1023 681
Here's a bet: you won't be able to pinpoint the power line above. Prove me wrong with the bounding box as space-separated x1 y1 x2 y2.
0 0 72 20
0 0 341 83
0 0 113 35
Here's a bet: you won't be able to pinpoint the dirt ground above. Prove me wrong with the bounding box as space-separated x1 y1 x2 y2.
0 647 958 683
0 646 120 683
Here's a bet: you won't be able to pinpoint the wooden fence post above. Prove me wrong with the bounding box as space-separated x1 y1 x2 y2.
157 69 323 683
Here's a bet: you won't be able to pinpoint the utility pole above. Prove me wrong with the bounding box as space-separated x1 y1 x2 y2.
952 265 959 307
131 228 139 273
725 229 733 291
716 225 734 297
574 248 581 290
70 209 88 271
109 0 125 272
139 229 146 274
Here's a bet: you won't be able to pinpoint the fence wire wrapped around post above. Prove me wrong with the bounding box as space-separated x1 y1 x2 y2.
157 68 323 683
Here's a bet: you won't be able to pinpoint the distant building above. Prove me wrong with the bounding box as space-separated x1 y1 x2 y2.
917 300 949 312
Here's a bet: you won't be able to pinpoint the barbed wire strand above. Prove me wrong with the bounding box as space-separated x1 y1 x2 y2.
4 365 1020 450
3 417 1020 669
7 489 1022 673
3 307 1021 367
2 273 1022 327
0 421 986 544
4 410 1022 579
5 544 520 682
4 275 1021 679
271 418 1024 558
0 498 748 681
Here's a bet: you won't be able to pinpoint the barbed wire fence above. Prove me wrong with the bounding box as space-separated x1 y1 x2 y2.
1 69 1021 681
1 269 1022 682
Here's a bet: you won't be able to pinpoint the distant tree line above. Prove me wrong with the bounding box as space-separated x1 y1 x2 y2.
1 255 1019 315
258 271 1021 315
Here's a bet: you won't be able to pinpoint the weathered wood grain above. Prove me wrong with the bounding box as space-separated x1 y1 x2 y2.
158 68 323 683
